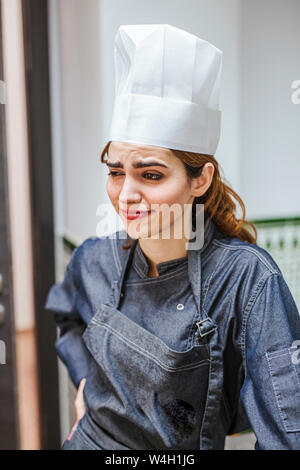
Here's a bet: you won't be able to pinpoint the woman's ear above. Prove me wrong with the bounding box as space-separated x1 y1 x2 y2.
191 163 215 197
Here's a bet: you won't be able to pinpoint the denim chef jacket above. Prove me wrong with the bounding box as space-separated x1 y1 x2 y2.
115 240 194 352
44 217 300 450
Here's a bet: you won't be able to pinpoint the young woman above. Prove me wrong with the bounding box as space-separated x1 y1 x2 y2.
44 24 300 450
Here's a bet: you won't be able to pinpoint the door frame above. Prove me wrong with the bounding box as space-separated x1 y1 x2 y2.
0 0 19 450
21 0 60 449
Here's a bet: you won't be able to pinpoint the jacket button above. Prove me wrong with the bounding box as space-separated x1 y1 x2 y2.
120 292 124 297
177 303 184 310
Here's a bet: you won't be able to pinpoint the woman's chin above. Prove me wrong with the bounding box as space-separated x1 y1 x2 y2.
125 220 160 240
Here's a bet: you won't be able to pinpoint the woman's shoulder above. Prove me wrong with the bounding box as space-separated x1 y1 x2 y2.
210 234 282 278
74 229 129 253
68 230 129 271
205 235 292 330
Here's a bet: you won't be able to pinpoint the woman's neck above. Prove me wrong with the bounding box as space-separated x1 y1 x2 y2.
138 237 188 278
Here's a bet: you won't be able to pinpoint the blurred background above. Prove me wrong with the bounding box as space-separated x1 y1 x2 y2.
0 0 299 450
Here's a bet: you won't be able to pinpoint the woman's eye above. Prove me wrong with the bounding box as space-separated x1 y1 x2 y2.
143 172 162 180
107 171 162 181
107 171 122 177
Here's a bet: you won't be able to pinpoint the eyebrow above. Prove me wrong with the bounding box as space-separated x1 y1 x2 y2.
106 160 168 169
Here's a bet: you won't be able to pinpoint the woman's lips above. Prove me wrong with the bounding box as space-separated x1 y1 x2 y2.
121 209 152 220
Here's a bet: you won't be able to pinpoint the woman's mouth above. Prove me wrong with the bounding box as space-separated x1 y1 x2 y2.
121 209 152 220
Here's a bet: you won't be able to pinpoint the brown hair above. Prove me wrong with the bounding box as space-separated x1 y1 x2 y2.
100 141 257 250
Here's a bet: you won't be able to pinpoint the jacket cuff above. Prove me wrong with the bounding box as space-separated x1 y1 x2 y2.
55 325 91 388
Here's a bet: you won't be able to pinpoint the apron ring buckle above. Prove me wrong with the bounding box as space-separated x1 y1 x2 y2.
196 317 217 337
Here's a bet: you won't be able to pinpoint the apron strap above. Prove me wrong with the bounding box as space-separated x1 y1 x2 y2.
112 237 138 309
188 236 218 337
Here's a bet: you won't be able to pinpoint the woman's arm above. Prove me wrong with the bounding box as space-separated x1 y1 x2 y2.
240 272 300 449
44 247 92 389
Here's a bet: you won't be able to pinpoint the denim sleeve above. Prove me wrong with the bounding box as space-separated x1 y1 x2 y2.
44 247 92 389
240 272 300 450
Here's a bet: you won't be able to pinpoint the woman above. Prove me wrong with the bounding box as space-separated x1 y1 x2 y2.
44 24 300 450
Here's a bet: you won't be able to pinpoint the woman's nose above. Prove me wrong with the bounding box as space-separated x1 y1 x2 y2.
118 176 142 204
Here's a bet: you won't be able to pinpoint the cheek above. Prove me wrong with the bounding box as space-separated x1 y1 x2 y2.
106 180 120 205
153 180 191 225
153 179 190 206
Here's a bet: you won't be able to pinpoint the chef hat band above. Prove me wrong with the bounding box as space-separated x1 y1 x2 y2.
108 24 223 155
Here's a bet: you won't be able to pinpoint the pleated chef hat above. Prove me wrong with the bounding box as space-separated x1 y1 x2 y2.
108 24 223 155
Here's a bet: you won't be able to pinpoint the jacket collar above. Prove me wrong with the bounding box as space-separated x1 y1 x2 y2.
132 241 188 278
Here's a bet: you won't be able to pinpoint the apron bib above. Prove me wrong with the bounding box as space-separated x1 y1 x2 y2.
61 238 224 450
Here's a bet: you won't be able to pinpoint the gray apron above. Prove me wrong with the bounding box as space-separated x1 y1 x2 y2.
61 238 225 450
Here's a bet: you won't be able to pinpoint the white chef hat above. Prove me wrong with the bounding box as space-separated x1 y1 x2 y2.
108 24 223 155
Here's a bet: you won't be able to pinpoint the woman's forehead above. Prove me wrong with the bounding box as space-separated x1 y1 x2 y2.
109 141 173 159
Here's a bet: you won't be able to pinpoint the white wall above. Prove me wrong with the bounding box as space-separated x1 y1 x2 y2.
239 0 300 219
56 0 104 244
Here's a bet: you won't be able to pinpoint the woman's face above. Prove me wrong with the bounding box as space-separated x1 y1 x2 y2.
106 141 202 240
